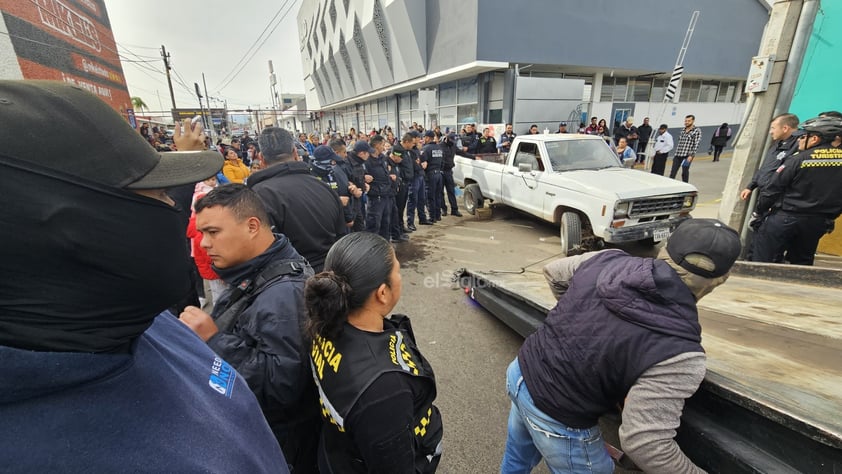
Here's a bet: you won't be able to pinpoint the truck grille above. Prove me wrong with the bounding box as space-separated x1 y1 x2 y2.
629 195 686 217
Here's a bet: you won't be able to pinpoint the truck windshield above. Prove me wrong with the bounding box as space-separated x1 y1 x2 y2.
544 139 621 172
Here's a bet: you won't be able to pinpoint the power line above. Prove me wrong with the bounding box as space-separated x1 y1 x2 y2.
212 0 294 92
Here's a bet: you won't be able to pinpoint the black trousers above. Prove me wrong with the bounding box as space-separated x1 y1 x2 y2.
395 179 409 228
669 155 691 182
751 212 831 265
713 145 725 161
442 169 459 214
426 171 444 220
365 195 394 240
651 152 669 175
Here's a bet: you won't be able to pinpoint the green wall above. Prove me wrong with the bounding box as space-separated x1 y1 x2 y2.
790 1 842 121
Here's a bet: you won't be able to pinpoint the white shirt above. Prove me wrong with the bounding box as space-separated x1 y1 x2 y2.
653 131 674 154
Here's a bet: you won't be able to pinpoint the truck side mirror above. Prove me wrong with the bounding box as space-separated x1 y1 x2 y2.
518 162 533 173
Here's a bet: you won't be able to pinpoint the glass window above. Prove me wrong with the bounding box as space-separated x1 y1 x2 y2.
545 139 621 172
457 77 478 104
410 91 418 110
399 112 410 133
399 92 410 111
612 78 628 102
651 79 667 102
699 81 719 102
600 78 614 102
439 81 457 106
628 79 652 102
457 104 478 125
679 80 701 102
439 106 457 130
378 98 387 114
489 109 503 123
717 82 736 103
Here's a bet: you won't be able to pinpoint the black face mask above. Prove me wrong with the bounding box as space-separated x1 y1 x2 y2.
0 157 190 353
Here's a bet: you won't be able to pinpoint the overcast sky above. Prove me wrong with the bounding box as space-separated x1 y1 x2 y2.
104 0 306 113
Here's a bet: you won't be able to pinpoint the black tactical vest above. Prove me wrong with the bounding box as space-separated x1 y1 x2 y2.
310 314 443 472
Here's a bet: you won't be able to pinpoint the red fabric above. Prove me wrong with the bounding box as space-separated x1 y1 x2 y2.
186 205 218 281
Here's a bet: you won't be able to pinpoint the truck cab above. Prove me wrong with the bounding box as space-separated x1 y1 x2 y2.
454 134 698 255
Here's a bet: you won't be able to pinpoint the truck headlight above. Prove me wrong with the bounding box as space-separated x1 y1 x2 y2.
614 202 630 218
683 195 696 208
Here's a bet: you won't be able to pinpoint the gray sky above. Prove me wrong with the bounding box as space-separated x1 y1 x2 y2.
104 0 305 113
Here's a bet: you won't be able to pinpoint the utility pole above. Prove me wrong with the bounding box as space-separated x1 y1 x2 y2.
202 73 213 138
160 45 176 110
194 82 207 132
719 0 820 238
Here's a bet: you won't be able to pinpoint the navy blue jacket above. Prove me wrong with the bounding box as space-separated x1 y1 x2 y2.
0 314 289 473
365 153 395 197
519 250 702 428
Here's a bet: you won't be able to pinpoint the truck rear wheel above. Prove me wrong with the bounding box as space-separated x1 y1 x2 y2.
560 212 583 256
464 184 484 215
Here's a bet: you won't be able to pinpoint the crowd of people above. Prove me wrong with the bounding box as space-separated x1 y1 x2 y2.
3 79 841 474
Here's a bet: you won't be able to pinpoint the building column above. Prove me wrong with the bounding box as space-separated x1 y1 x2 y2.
590 72 604 114
502 67 517 125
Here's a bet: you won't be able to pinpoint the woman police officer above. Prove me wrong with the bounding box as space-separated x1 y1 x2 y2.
305 232 443 473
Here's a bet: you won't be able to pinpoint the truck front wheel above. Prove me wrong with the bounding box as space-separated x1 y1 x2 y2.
463 184 484 215
560 212 583 256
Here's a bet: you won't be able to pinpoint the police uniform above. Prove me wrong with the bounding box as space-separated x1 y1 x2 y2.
441 135 473 216
346 152 368 232
752 144 842 265
311 315 443 473
406 146 430 227
364 152 396 239
475 135 498 154
421 141 445 221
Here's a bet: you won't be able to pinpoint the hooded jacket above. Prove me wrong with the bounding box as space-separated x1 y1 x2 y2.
248 161 346 272
0 314 289 473
519 249 703 429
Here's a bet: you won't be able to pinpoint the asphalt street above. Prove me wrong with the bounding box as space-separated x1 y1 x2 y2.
392 153 732 473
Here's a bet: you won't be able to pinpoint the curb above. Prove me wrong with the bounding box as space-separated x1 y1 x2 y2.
730 260 842 288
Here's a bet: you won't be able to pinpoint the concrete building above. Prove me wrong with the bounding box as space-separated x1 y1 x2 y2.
297 0 770 139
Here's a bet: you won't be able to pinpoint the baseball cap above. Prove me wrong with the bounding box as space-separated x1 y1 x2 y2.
423 130 436 138
408 130 421 138
559 121 567 127
659 124 668 130
353 140 375 154
447 132 458 141
0 80 222 190
313 145 338 163
666 219 741 278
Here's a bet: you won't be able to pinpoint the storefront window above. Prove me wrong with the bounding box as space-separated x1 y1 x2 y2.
457 77 478 104
457 104 478 126
439 81 457 106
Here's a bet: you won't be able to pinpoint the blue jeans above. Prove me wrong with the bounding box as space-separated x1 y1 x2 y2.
406 174 428 225
501 359 613 474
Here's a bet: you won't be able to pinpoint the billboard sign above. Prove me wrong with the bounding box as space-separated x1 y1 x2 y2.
0 0 131 112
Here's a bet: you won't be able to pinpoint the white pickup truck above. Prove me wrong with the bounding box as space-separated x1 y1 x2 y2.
453 134 698 255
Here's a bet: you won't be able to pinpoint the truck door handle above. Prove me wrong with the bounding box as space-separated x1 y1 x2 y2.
506 170 515 175
546 192 555 197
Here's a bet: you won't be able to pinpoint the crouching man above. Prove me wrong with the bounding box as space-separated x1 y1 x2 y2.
180 184 321 473
501 219 741 473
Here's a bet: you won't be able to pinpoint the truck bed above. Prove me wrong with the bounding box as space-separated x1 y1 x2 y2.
456 267 842 472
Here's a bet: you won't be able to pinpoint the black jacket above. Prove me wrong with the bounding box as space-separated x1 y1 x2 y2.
365 153 395 197
748 134 799 191
637 124 653 144
476 136 498 154
248 161 346 272
390 143 414 181
758 144 842 217
209 236 318 433
421 142 444 173
441 139 474 170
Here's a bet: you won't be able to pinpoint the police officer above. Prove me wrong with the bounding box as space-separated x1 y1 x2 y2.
498 123 517 153
391 133 416 232
331 139 362 233
461 123 480 154
475 127 498 154
364 139 396 240
312 145 354 232
305 233 443 473
421 130 445 222
377 135 409 243
441 132 474 217
345 140 369 232
406 130 432 227
740 114 800 204
751 116 842 265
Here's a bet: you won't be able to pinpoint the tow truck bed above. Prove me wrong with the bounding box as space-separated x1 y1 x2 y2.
456 266 842 472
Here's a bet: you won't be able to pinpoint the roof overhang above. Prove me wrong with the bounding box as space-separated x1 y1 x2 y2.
322 60 510 110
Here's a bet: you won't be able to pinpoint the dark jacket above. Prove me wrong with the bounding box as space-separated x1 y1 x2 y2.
248 161 346 272
441 138 474 169
365 153 395 197
637 124 653 144
710 126 732 147
461 131 480 154
476 136 498 154
421 142 444 173
390 143 414 181
209 236 317 428
747 134 800 191
518 250 702 428
758 144 842 217
0 314 289 473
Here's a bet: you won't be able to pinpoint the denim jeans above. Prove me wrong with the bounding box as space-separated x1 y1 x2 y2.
501 359 613 474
